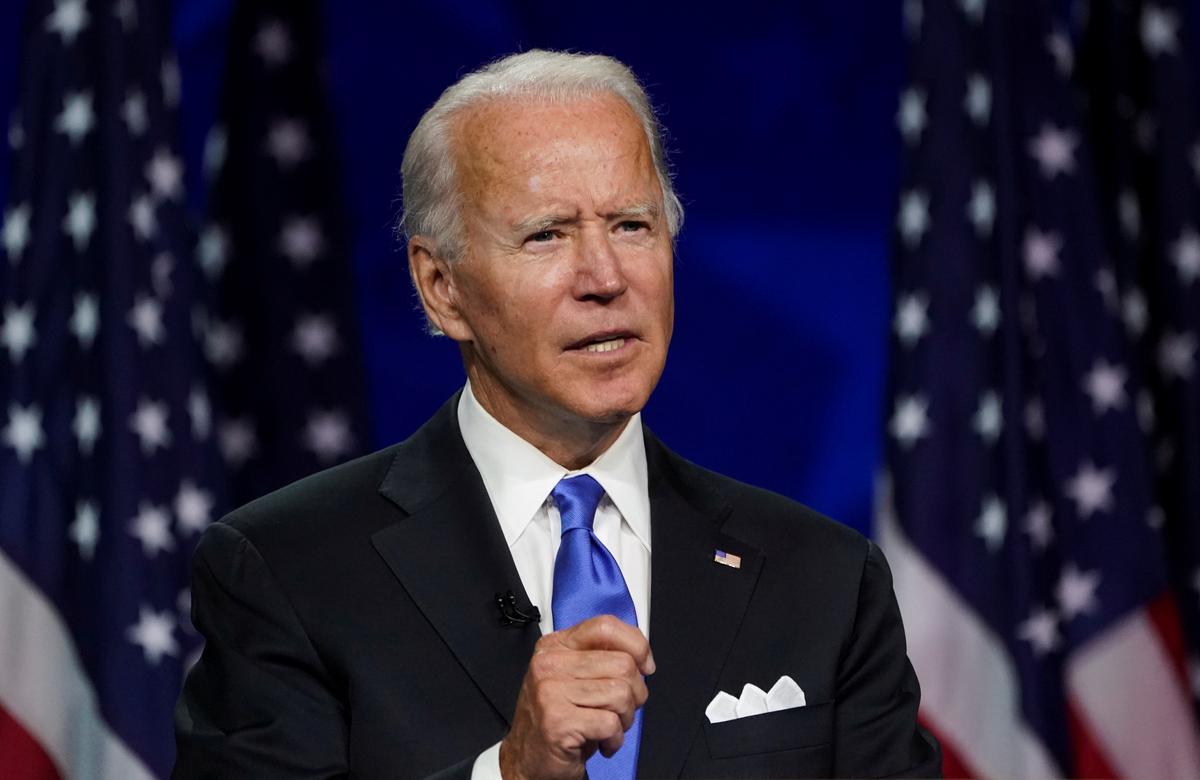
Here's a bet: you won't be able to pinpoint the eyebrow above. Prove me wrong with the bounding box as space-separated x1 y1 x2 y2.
511 202 662 236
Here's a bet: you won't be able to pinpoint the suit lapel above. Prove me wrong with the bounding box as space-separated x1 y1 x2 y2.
371 395 539 725
638 433 764 779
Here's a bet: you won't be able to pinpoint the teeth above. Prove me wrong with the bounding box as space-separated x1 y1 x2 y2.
583 338 625 353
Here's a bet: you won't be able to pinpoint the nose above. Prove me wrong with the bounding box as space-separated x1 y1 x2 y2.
573 228 628 301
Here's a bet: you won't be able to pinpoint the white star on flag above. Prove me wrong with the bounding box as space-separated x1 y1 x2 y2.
188 387 211 440
54 91 95 146
3 403 44 464
1056 564 1101 621
972 390 1003 444
1122 289 1149 337
1081 359 1127 414
1159 331 1197 380
127 294 165 348
128 193 158 242
1118 190 1141 239
196 224 229 279
161 56 181 108
897 189 930 249
218 417 257 467
897 88 927 146
126 605 179 665
70 501 100 560
70 292 99 348
129 398 172 454
255 20 292 67
62 191 96 252
890 395 931 449
1 302 36 363
2 203 31 262
175 481 214 535
971 285 1000 335
1094 268 1119 312
894 292 929 347
967 179 995 236
266 119 311 168
1024 501 1054 551
279 216 324 267
1045 30 1073 76
151 252 174 298
1027 124 1079 179
959 0 985 24
1171 227 1200 284
1064 461 1116 518
45 0 89 45
204 319 244 370
73 395 101 455
145 148 184 202
975 495 1007 552
128 502 175 557
293 314 340 365
1141 5 1180 57
1024 398 1046 441
964 74 991 126
304 409 354 464
1023 228 1062 279
1018 607 1061 656
122 90 148 136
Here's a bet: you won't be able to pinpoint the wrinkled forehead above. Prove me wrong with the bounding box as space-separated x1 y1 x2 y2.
449 93 655 197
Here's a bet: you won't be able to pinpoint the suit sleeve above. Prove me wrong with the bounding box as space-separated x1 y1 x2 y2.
172 521 351 779
832 540 942 778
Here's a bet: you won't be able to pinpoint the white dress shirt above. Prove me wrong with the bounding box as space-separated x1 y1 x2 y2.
458 382 651 779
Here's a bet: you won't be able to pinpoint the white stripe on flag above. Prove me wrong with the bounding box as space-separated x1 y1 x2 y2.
1067 609 1200 779
0 550 156 780
878 496 1063 779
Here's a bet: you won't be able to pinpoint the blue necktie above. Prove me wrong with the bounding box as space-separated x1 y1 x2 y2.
551 474 642 780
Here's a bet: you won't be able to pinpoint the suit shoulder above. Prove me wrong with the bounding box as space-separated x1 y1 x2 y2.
657 442 869 563
218 444 403 547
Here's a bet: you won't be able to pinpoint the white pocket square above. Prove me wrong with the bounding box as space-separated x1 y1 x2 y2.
705 675 806 723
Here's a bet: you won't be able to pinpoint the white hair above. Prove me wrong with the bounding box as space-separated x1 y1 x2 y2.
398 49 684 262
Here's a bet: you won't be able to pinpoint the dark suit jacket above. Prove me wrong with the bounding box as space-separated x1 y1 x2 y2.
173 394 940 778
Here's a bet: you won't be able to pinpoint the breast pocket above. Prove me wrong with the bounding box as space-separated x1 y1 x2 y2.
703 701 833 758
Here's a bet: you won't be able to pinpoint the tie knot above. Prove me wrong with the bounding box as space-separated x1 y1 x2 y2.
551 474 606 533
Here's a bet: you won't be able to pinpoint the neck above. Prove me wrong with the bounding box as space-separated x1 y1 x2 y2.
466 372 630 471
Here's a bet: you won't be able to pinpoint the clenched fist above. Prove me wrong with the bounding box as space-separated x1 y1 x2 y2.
499 615 655 780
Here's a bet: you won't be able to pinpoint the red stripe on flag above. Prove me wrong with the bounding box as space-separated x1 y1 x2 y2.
1146 591 1190 690
919 713 980 779
0 702 62 780
1066 698 1119 779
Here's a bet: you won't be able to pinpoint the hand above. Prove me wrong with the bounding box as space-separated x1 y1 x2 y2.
499 615 655 780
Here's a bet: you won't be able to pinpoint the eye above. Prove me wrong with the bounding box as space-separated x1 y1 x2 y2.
618 220 650 233
526 230 557 243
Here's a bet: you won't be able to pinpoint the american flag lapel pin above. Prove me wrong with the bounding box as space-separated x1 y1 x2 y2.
714 549 742 569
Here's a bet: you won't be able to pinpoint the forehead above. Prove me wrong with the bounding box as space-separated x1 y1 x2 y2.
451 93 657 205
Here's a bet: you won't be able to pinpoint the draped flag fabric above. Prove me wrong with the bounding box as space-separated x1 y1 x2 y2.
0 0 370 776
881 0 1200 777
0 0 221 777
200 0 369 506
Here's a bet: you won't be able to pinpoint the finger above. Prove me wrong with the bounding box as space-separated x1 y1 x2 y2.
552 615 655 674
534 648 649 697
557 678 643 730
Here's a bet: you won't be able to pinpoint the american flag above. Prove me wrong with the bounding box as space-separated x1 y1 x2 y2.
0 0 221 777
199 0 369 506
0 0 369 776
880 0 1200 777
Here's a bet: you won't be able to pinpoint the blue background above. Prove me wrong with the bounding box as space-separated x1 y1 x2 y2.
0 1 906 536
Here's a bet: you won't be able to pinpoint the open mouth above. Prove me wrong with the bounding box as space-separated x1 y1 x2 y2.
582 337 625 353
568 331 635 353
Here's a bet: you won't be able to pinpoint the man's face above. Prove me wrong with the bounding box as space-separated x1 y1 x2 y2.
434 94 674 438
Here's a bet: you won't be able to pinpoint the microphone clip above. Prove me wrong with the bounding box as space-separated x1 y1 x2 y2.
495 590 541 628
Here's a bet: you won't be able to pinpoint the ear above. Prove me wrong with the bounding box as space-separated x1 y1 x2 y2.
408 236 475 341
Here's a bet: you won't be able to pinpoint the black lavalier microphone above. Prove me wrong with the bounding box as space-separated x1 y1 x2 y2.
495 590 541 627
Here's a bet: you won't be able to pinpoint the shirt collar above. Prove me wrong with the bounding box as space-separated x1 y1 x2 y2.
457 382 651 552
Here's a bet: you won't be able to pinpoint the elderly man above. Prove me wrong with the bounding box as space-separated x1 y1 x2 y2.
174 50 940 779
